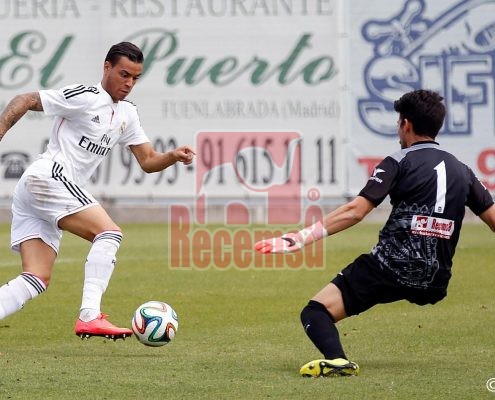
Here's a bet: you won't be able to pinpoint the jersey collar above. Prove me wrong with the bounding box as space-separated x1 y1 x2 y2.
96 82 115 105
411 140 439 146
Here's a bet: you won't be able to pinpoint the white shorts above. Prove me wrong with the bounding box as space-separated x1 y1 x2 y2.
11 158 98 253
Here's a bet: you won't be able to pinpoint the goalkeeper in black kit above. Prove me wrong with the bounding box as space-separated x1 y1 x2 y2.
256 89 495 377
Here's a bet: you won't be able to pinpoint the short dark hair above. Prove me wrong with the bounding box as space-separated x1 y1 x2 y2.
105 42 143 66
393 89 446 139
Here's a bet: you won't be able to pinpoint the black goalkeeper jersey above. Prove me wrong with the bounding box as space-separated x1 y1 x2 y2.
359 141 494 290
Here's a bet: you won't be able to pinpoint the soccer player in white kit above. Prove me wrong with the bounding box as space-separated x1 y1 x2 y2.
0 42 195 339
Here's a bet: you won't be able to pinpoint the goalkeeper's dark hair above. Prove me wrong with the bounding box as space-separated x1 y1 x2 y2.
105 42 143 66
394 89 445 139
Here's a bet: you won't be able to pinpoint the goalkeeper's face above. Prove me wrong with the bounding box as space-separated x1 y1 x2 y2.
397 117 408 149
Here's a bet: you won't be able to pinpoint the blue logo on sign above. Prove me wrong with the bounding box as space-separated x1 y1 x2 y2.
358 0 495 137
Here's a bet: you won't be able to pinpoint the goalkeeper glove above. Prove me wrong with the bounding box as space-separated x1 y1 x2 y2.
254 221 328 254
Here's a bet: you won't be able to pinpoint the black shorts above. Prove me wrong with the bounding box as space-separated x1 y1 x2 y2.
331 254 447 316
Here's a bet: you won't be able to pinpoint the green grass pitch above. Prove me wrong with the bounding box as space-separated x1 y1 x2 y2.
0 222 494 399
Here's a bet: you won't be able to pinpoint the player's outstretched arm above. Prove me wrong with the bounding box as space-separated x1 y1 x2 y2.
254 196 374 254
130 143 196 173
0 92 43 142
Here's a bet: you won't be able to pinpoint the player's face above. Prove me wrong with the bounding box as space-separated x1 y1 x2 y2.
102 56 143 102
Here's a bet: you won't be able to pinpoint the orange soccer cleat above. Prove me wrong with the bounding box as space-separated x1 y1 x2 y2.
75 313 133 341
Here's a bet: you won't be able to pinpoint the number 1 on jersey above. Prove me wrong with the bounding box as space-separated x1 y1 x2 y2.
434 161 446 213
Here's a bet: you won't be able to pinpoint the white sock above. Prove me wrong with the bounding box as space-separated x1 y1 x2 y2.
0 272 47 320
79 231 122 322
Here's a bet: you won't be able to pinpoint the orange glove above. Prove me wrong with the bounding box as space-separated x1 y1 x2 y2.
254 221 328 254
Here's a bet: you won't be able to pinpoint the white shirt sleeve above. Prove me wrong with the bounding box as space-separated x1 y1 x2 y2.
39 84 92 119
119 102 150 147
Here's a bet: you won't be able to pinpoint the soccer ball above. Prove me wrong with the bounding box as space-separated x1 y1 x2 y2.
131 301 178 347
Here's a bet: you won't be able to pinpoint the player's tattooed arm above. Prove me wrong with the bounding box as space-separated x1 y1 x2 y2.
0 92 43 142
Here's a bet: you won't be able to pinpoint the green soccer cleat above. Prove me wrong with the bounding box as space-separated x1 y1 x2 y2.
299 358 360 377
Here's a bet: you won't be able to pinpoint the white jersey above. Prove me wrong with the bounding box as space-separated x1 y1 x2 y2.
39 82 149 186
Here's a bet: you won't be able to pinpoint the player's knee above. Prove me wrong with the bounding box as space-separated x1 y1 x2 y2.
300 300 335 324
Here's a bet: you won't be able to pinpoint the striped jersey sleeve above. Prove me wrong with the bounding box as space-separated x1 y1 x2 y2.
40 84 99 119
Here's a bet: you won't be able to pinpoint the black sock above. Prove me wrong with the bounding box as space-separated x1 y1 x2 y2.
300 300 347 360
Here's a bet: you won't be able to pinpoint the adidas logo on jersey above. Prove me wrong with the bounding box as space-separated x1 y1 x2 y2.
91 115 100 124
